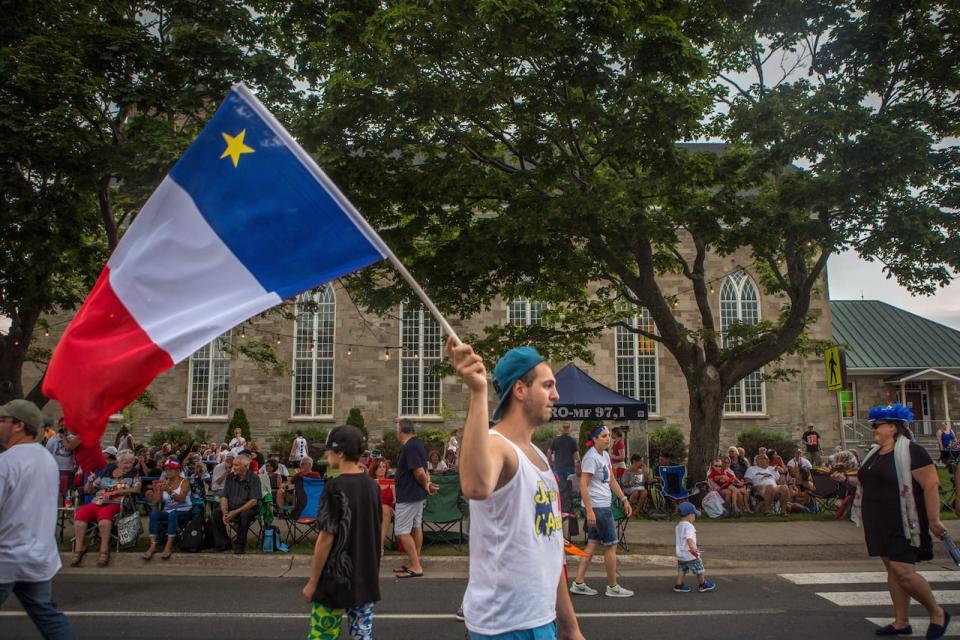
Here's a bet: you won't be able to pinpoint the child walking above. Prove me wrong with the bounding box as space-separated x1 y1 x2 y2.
302 426 382 639
673 501 716 593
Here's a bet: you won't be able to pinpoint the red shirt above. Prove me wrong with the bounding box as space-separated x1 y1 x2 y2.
708 468 735 489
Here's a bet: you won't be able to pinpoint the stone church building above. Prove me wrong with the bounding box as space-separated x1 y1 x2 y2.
33 245 845 454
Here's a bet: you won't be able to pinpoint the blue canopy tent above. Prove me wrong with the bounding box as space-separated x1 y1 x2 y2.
551 364 648 422
551 363 649 458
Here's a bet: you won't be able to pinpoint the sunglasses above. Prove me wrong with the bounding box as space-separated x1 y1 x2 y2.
870 422 895 430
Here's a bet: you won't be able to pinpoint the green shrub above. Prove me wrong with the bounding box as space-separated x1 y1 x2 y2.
380 430 401 463
345 408 369 444
649 426 687 463
270 427 329 457
578 420 603 457
736 428 798 460
532 425 558 453
417 428 449 456
147 428 194 449
226 408 251 443
193 428 212 444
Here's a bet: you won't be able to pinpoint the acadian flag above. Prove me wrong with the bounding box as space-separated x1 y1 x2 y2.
43 84 389 472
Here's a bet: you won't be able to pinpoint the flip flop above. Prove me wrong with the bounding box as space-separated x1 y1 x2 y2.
395 568 423 579
392 565 410 574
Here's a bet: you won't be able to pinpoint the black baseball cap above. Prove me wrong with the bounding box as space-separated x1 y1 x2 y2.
326 425 364 457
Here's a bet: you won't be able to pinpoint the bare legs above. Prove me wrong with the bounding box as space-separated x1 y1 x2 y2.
882 558 945 629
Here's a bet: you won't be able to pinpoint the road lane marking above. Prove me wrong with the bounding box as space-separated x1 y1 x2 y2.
817 591 960 606
866 618 959 637
0 609 785 620
780 572 960 585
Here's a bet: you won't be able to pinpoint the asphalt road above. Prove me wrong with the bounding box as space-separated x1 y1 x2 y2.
3 570 960 639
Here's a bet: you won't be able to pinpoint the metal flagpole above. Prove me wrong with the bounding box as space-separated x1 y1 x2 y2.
234 83 461 346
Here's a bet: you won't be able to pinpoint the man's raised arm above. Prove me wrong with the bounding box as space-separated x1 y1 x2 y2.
447 337 503 500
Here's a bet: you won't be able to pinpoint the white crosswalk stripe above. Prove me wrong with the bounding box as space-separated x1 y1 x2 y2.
779 572 960 634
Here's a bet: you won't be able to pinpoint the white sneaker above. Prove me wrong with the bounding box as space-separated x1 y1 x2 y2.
569 581 598 596
605 584 634 597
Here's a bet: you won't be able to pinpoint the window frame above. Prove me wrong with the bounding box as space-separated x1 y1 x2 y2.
614 307 660 416
720 271 766 416
290 284 336 418
186 331 232 418
398 303 442 418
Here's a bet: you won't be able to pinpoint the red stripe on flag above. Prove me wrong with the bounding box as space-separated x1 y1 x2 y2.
43 266 173 471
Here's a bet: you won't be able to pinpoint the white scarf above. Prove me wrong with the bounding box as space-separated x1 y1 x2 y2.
851 435 921 548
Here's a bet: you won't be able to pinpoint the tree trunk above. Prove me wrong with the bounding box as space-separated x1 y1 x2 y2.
0 308 38 404
685 365 726 485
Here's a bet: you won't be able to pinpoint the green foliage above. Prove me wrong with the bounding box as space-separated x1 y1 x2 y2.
532 425 558 453
192 429 212 445
417 428 449 457
648 426 687 463
270 427 329 457
345 408 369 444
380 430 402 463
227 409 252 444
147 428 194 449
578 420 603 458
736 428 798 461
285 0 960 486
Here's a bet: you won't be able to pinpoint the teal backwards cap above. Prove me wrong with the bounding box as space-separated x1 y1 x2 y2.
491 346 545 421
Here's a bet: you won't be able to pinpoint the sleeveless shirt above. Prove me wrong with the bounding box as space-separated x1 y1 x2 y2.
462 430 564 635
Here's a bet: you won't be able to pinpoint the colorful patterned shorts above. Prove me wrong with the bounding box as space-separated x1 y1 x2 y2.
308 602 374 640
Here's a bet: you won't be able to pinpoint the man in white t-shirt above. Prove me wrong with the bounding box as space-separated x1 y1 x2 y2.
744 454 790 513
289 430 308 465
448 339 583 640
45 424 79 490
0 400 77 639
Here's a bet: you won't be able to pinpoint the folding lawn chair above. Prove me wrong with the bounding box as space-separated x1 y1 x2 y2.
282 476 325 546
422 473 466 551
809 469 841 513
658 465 698 517
611 491 630 551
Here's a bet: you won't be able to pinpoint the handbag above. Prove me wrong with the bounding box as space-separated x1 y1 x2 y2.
701 491 726 518
116 512 143 547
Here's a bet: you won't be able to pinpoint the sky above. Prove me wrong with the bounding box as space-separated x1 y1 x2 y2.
828 250 960 330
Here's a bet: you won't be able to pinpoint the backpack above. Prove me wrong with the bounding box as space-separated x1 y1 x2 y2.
179 515 206 553
701 491 726 518
261 525 288 553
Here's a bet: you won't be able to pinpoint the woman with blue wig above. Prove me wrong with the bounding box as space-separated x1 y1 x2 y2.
832 404 949 638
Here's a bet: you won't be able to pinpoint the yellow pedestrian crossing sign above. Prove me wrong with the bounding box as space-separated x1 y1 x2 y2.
824 346 846 392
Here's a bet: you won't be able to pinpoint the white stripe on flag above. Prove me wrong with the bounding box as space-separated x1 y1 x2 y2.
108 177 281 362
817 590 960 606
781 572 960 585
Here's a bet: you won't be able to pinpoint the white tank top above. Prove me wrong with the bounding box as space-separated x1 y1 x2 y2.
463 430 564 635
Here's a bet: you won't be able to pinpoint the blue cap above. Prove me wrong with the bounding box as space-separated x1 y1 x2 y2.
678 502 700 517
491 346 545 421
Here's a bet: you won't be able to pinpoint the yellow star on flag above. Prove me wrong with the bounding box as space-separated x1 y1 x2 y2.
220 130 254 167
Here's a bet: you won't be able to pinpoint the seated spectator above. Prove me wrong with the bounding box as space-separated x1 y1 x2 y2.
262 459 283 496
210 451 236 495
426 449 448 473
786 450 812 479
784 467 819 514
70 451 141 567
620 454 649 515
652 452 673 482
187 460 209 516
369 458 395 554
726 446 748 480
276 456 320 512
744 454 790 515
143 459 193 560
707 457 746 516
209 454 262 554
135 446 156 477
102 446 118 466
444 449 458 471
767 449 787 474
248 440 265 470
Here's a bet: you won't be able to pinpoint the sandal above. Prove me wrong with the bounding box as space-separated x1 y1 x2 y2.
69 549 87 567
160 550 173 560
142 548 156 561
395 567 423 579
96 552 110 567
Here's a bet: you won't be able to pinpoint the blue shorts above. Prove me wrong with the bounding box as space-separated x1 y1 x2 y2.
586 507 617 546
468 621 557 640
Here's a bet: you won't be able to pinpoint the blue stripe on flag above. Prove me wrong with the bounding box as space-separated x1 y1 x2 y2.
169 89 383 299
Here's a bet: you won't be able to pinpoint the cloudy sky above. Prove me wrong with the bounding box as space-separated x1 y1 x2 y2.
828 250 960 330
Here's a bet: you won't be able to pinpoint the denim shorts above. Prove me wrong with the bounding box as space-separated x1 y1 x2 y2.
587 507 617 546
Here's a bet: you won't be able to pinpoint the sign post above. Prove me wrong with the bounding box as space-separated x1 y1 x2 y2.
825 345 848 449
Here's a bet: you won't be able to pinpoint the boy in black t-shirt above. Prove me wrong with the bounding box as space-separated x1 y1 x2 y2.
302 426 381 640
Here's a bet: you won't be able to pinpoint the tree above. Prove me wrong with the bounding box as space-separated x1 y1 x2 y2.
227 408 251 444
0 0 294 405
285 0 959 481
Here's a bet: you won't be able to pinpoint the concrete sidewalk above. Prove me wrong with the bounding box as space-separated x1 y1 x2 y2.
59 520 960 579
